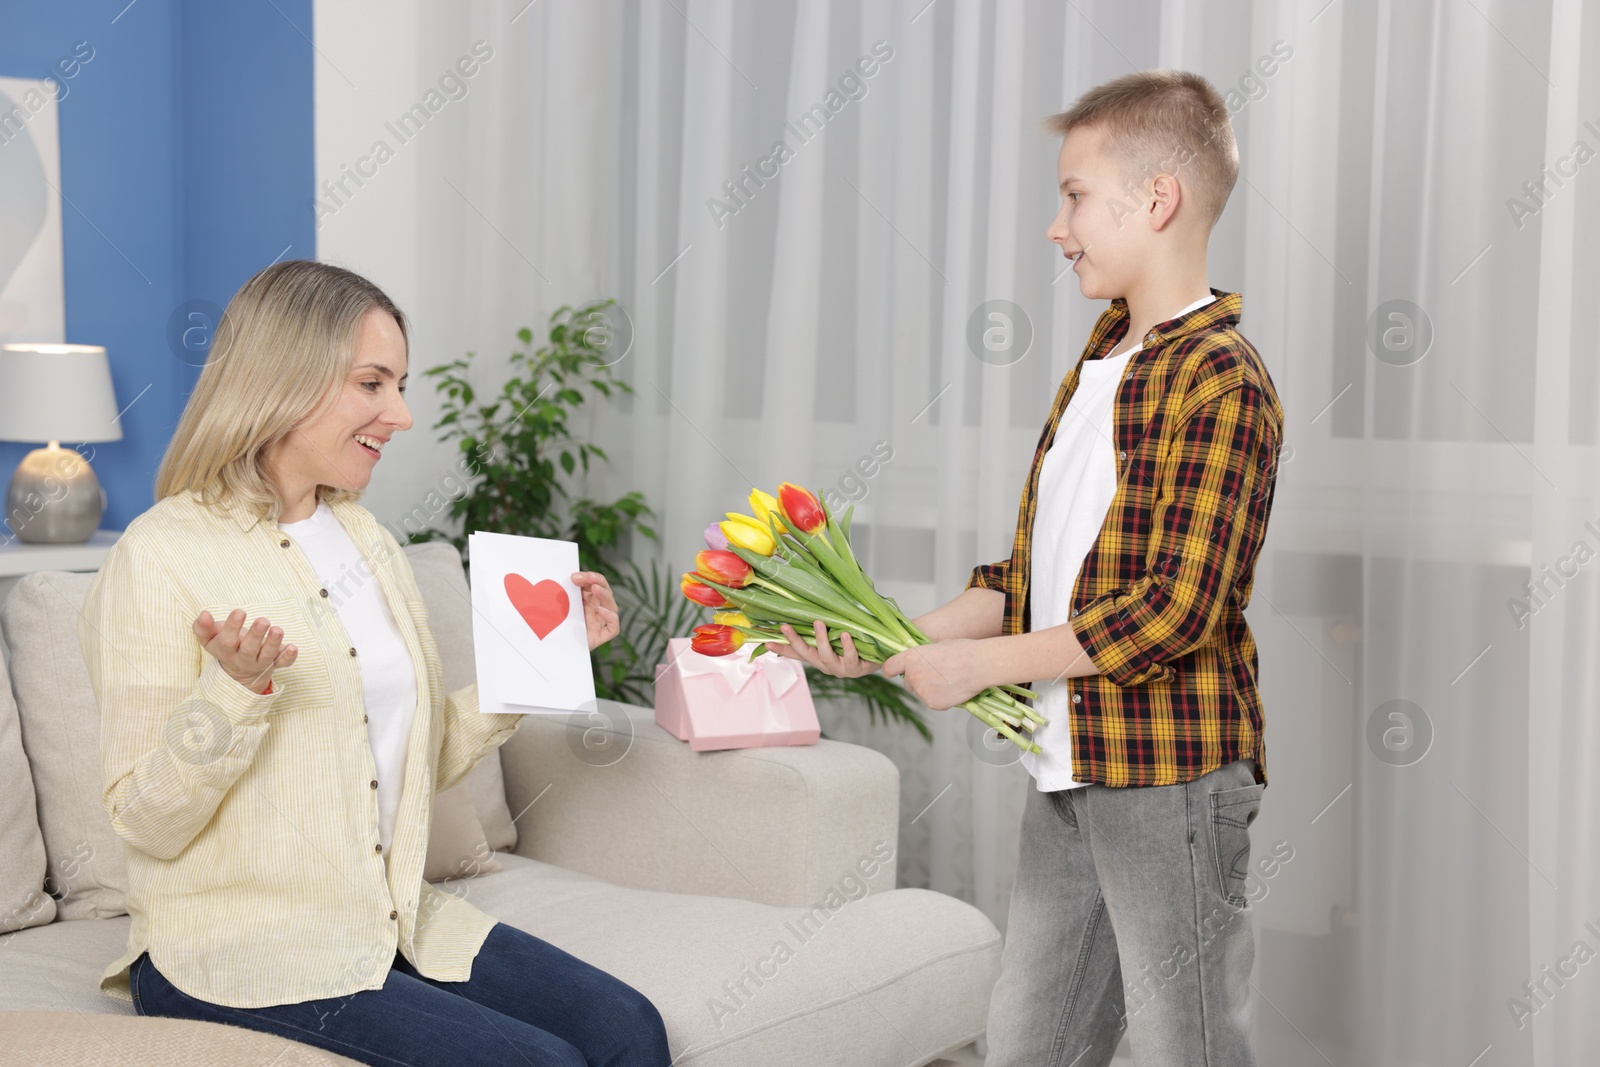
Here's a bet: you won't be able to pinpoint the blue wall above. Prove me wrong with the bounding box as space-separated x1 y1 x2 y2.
0 0 314 535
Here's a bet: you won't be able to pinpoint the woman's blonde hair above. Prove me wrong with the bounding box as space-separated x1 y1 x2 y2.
154 260 408 528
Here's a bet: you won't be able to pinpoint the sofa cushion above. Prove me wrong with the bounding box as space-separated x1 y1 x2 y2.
402 540 517 852
0 543 514 921
0 570 126 920
0 639 55 934
454 857 1001 1066
0 1013 365 1065
0 853 1000 1067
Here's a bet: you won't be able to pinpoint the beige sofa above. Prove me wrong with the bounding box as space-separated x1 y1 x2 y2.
0 540 1001 1066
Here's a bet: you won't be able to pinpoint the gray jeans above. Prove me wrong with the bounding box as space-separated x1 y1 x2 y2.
984 758 1264 1067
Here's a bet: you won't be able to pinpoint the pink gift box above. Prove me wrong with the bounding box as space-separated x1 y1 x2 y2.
653 637 820 752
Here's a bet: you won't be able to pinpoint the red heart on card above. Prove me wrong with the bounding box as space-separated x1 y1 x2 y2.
504 574 570 640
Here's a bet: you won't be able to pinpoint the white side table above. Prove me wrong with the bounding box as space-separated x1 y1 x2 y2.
0 529 121 607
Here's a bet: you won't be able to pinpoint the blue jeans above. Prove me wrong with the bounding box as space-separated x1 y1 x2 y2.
129 921 671 1067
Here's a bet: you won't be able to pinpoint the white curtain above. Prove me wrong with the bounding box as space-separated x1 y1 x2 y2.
315 1 1598 1062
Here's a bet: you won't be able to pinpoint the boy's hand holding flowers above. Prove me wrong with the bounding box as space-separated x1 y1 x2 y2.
769 619 883 678
779 617 994 711
680 483 1046 751
879 638 992 712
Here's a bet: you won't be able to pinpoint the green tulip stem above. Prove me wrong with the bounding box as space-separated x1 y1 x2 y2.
980 712 1042 754
750 576 800 601
736 543 902 643
797 528 916 647
700 579 906 652
736 627 890 662
820 509 920 648
958 699 1040 753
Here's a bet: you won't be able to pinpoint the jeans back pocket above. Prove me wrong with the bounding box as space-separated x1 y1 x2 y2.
1208 782 1265 908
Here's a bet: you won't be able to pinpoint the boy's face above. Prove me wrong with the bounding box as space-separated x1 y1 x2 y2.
1048 124 1151 301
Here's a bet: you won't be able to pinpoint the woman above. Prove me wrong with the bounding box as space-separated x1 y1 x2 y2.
77 260 671 1066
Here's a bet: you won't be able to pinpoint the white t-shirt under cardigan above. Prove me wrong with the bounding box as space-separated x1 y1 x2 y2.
278 500 418 851
1024 293 1217 792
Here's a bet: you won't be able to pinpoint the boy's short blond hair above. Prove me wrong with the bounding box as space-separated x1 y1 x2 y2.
1045 69 1238 230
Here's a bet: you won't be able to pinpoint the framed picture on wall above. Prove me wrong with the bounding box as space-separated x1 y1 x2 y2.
0 75 66 345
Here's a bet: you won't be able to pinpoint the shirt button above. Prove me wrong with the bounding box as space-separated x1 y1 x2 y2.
349 647 358 657
370 780 378 790
279 538 290 548
1071 693 1082 704
363 713 369 723
319 588 329 598
1118 450 1126 461
1145 331 1158 344
389 910 398 920
374 843 382 853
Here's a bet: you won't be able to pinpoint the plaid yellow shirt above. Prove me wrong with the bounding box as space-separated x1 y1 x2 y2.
967 289 1283 788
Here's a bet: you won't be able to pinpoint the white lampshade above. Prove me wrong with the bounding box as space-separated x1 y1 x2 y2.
0 344 123 444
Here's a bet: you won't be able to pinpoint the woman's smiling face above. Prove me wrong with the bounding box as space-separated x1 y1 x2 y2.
268 308 412 515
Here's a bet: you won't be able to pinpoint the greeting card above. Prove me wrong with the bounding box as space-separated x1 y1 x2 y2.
468 531 596 716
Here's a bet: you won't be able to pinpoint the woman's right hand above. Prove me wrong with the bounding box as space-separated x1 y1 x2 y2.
192 609 297 694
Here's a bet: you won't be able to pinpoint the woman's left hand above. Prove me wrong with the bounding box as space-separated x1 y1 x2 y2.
573 571 620 651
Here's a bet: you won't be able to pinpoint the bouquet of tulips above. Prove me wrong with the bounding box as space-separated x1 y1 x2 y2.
679 482 1046 753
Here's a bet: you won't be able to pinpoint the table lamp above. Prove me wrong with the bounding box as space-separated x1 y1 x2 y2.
0 343 122 544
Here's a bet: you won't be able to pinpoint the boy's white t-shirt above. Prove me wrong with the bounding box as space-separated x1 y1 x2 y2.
278 500 419 852
1023 294 1216 791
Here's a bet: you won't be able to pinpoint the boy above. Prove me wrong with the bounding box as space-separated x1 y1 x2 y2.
777 70 1284 1065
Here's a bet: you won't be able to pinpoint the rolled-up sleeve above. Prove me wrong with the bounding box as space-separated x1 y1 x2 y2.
1071 384 1278 687
965 558 1011 593
81 539 277 861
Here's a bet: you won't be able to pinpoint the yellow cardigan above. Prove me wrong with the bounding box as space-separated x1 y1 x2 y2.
77 488 523 1008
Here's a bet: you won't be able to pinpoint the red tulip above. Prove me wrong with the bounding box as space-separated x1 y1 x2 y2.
681 573 729 608
691 623 745 656
777 482 826 535
695 549 753 588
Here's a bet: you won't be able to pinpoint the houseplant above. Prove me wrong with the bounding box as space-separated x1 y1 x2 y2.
410 299 929 739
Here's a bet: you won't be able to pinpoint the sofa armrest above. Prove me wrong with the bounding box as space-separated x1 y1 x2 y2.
497 700 900 907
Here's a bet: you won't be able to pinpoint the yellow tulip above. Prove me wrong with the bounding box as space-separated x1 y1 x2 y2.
720 512 776 555
748 488 788 534
713 610 751 628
